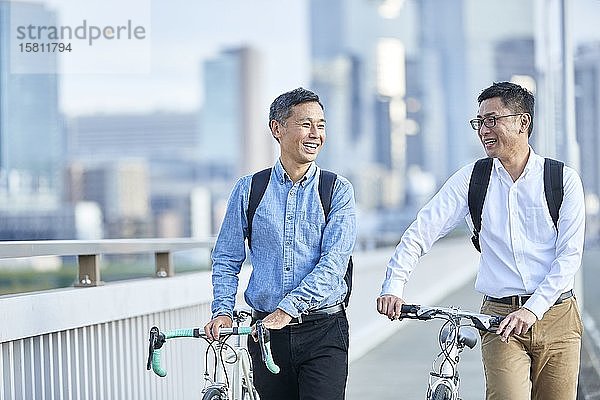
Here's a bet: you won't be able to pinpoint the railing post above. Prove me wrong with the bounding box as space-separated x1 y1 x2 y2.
75 254 103 287
155 252 174 277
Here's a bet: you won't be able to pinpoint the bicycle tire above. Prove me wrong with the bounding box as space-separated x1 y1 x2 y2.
431 383 453 400
202 387 225 400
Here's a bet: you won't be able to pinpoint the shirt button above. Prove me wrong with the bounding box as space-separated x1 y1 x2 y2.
287 216 292 220
286 240 292 245
285 267 291 271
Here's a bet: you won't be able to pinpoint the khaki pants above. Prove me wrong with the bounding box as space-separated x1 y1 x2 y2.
480 297 583 400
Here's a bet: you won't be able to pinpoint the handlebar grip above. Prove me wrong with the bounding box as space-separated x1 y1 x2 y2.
165 329 195 339
236 326 252 335
151 349 167 377
400 304 419 315
263 346 280 374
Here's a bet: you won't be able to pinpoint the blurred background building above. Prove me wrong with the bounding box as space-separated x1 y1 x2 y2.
0 1 74 240
1 0 599 242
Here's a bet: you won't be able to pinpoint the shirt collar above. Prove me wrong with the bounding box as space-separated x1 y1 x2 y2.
273 159 317 186
491 146 544 178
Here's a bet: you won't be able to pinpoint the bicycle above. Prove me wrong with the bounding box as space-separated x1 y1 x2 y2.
399 304 504 400
147 310 280 400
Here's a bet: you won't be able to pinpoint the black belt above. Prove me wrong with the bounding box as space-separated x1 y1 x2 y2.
252 303 344 325
484 290 574 307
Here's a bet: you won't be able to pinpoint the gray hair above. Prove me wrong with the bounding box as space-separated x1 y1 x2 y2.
268 87 324 128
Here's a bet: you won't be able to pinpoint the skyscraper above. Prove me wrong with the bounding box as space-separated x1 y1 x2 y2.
0 1 63 197
200 46 272 179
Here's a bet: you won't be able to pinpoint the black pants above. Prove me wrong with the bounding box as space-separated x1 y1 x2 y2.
248 311 349 400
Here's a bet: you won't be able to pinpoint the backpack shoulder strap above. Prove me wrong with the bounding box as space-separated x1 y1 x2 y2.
319 169 354 308
468 157 493 252
318 170 337 220
247 168 272 249
544 158 564 230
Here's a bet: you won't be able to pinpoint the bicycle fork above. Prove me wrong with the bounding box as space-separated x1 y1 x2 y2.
427 325 462 400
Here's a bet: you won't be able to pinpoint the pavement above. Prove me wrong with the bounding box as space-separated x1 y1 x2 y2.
579 246 600 399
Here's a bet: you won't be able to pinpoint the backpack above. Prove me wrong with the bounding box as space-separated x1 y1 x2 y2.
468 157 564 252
247 168 354 308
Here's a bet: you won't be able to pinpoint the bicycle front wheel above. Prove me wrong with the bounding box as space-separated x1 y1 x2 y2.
202 387 225 400
431 383 453 400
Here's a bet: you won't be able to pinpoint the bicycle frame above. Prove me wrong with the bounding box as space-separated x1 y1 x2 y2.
203 329 257 400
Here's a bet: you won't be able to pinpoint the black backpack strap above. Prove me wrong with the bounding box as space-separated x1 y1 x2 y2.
318 170 337 219
319 169 353 307
247 168 272 249
544 158 564 230
468 158 493 252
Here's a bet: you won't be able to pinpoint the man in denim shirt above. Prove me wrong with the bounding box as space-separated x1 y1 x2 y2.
204 87 357 400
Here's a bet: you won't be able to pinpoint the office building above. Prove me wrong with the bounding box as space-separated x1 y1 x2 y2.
201 46 272 180
0 1 63 197
68 111 201 162
67 160 151 238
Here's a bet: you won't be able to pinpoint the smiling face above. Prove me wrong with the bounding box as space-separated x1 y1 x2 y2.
271 101 326 169
477 97 530 162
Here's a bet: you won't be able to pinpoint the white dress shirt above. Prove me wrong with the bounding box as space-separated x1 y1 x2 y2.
381 148 585 319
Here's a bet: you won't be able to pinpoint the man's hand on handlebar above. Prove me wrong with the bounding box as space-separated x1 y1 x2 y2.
496 307 537 342
261 308 292 330
203 315 233 341
248 309 292 342
377 294 406 320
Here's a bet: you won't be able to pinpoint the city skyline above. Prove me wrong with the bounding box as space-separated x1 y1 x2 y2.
48 0 309 116
3 0 600 240
29 0 600 118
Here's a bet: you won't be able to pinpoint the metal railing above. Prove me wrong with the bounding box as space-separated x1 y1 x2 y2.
0 238 215 286
0 238 222 400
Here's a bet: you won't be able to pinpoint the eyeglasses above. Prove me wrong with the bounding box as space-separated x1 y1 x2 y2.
469 114 524 130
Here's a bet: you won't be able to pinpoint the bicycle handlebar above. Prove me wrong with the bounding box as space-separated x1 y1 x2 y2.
147 323 279 377
399 304 504 332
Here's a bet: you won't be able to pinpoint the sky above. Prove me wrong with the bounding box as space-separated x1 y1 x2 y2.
29 0 311 116
12 0 600 117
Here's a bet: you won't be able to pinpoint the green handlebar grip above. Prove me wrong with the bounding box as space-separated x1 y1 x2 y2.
151 349 167 377
264 348 280 374
237 326 252 335
165 329 195 339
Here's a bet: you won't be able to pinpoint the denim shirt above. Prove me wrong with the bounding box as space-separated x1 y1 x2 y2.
211 160 357 319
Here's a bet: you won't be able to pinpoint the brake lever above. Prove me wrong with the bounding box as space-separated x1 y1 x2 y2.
470 315 505 332
147 326 165 370
256 320 270 359
255 320 280 374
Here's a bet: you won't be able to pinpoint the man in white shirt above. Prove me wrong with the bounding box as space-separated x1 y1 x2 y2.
377 81 585 399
